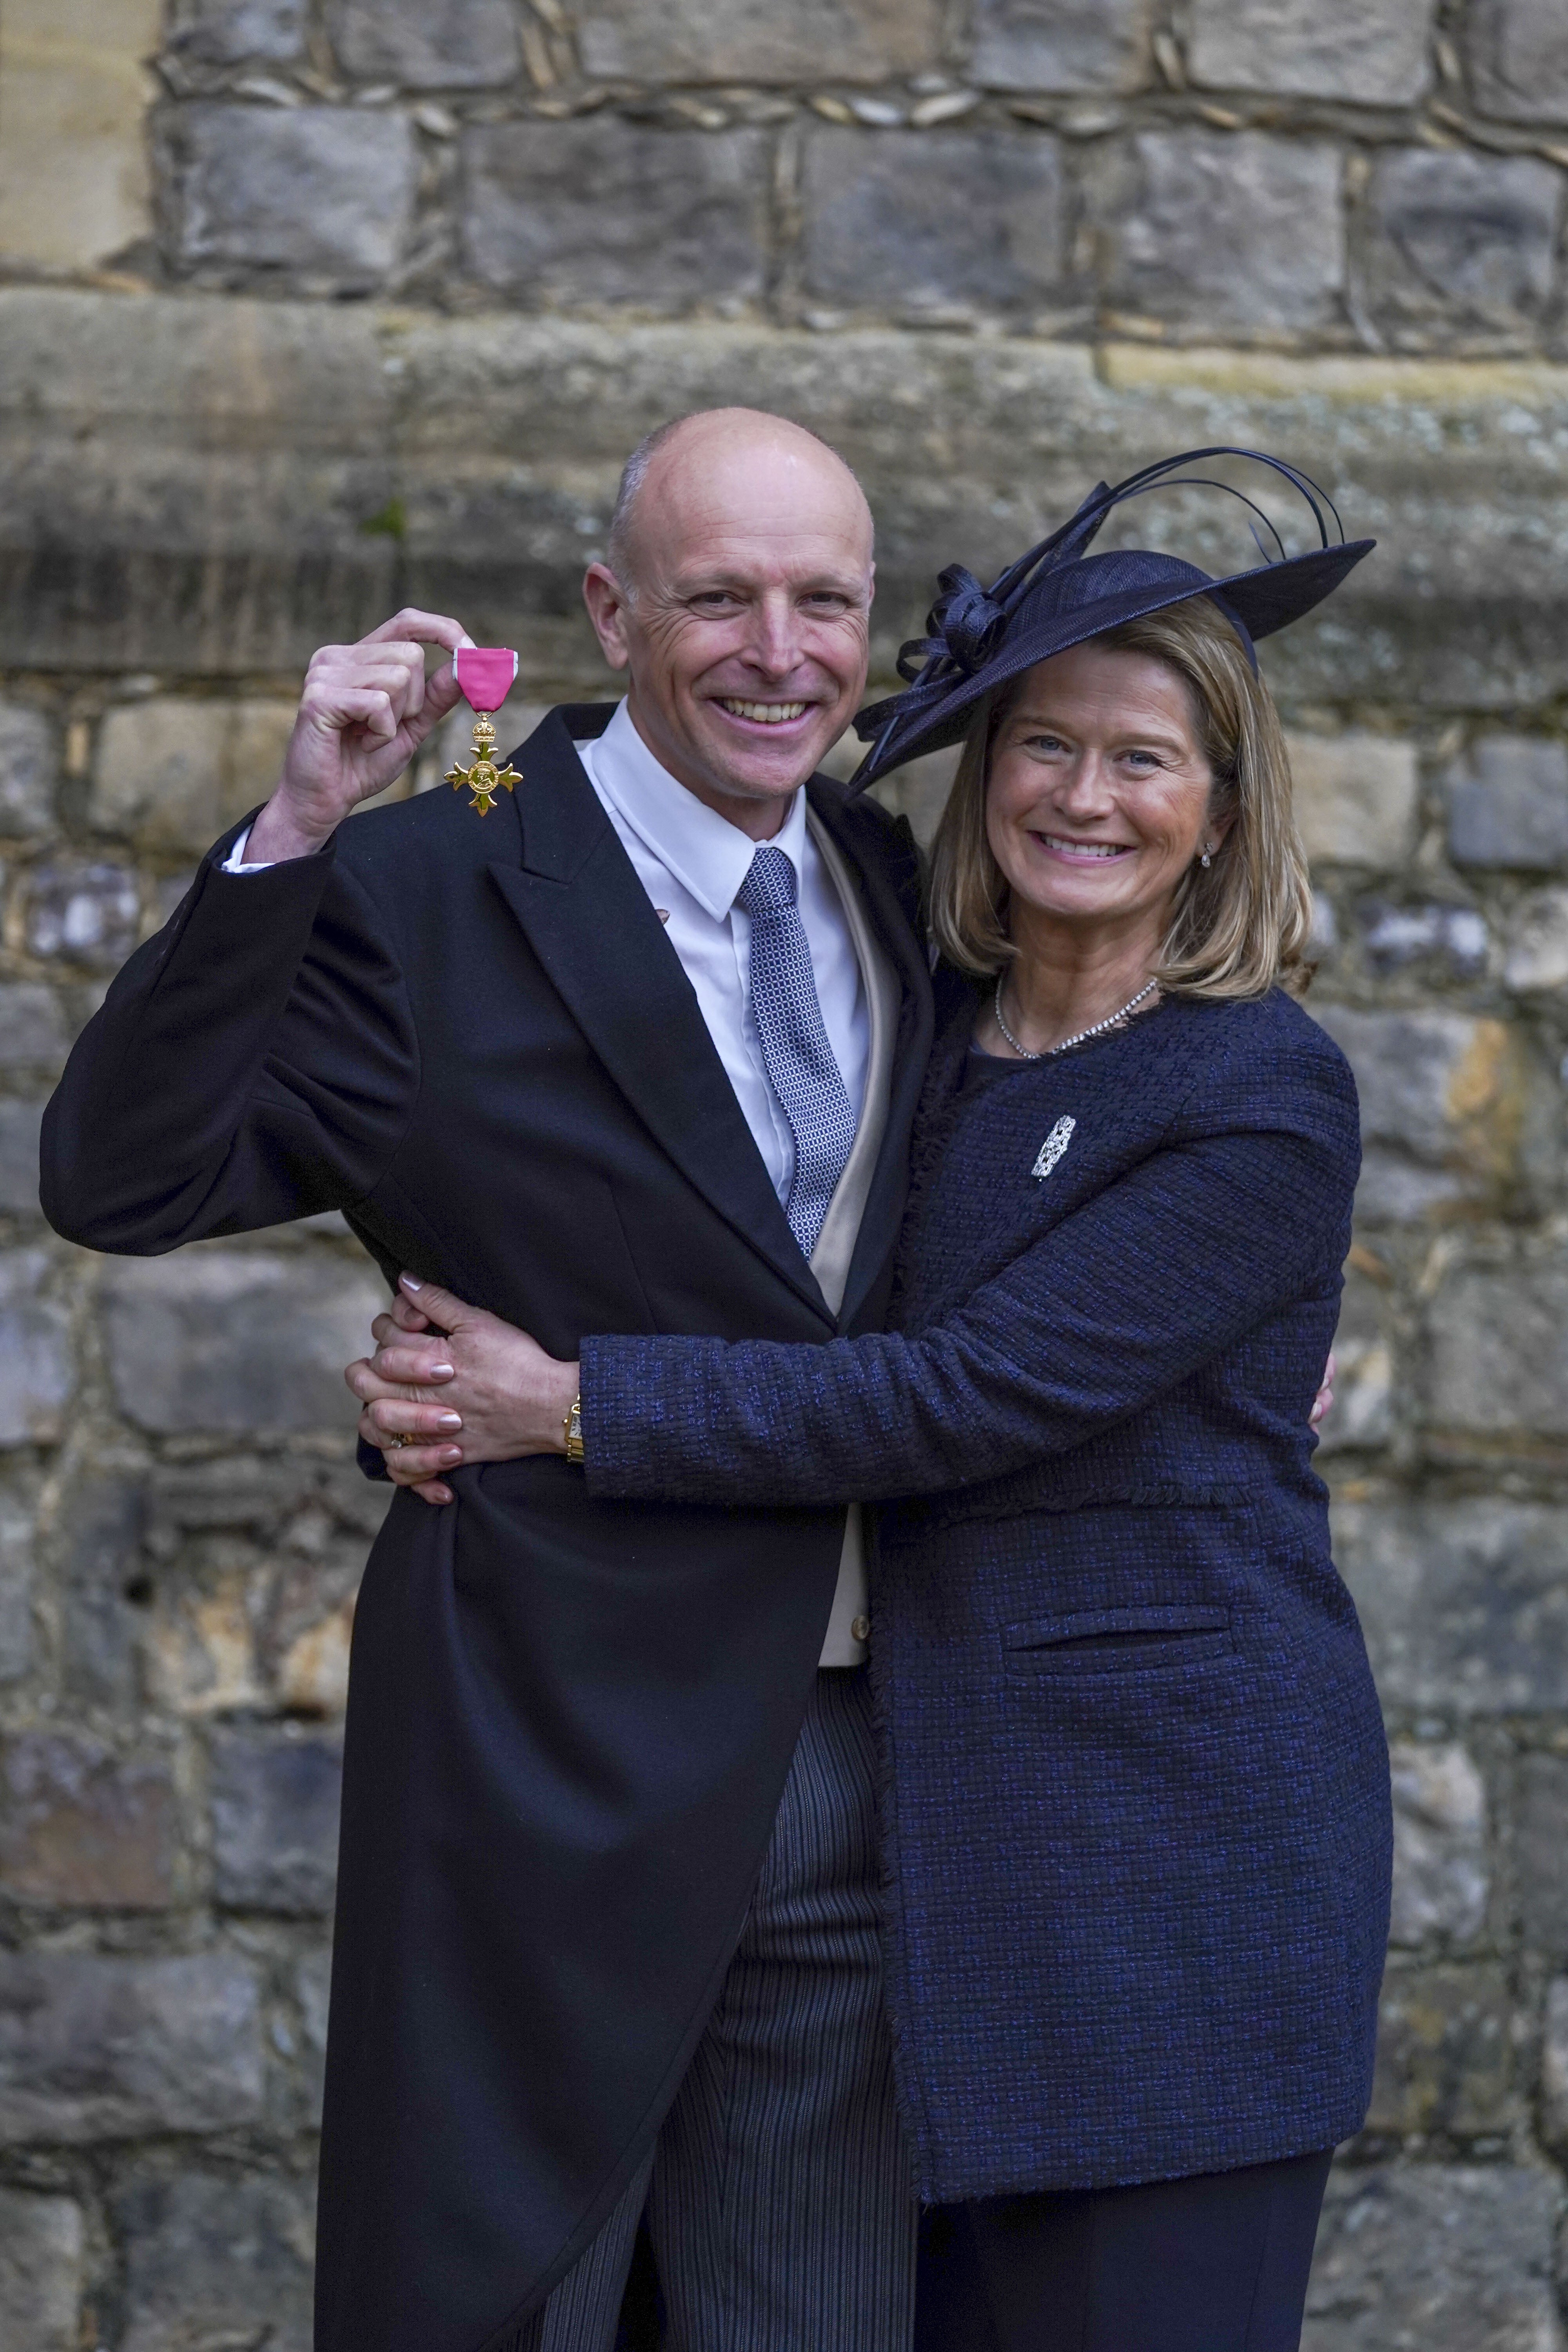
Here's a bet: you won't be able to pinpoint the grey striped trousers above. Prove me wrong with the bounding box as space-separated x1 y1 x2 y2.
515 1666 920 2352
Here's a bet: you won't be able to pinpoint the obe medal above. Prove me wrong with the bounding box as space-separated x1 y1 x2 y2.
447 647 522 815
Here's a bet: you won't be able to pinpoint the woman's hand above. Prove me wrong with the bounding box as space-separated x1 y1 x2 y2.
345 1274 580 1505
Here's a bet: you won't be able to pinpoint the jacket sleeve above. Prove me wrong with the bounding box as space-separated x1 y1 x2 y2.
581 1037 1359 1508
40 835 419 1254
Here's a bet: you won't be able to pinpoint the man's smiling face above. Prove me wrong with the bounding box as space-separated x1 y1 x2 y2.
583 410 875 840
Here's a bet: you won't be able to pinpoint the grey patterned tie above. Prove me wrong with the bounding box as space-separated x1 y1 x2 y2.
736 845 857 1257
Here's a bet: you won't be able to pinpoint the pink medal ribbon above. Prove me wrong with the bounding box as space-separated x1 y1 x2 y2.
446 647 521 815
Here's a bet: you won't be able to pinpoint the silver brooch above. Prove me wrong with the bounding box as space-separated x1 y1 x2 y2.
1031 1116 1076 1180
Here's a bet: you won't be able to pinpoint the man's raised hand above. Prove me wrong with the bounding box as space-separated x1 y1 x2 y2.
244 611 474 863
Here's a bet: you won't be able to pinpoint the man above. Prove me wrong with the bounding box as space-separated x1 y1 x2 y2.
41 410 934 2352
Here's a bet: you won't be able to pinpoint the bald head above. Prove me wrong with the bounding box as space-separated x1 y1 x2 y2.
582 407 876 837
606 408 873 595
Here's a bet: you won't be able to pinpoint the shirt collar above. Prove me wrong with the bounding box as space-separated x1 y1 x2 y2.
590 698 809 922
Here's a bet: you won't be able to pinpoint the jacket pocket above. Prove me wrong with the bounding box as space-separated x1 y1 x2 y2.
1002 1604 1233 1677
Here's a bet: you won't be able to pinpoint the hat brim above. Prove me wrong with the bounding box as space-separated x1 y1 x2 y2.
849 538 1374 792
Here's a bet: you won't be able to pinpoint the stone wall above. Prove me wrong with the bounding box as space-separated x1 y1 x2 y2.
2 1 1568 2345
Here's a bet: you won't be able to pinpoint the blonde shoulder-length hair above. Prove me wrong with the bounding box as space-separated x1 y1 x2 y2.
927 596 1314 998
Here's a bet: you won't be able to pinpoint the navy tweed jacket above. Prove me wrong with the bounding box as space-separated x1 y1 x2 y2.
581 977 1392 2201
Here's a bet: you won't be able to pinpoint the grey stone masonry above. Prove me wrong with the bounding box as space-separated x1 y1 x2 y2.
1091 133 1345 336
115 2172 314 2352
0 2187 83 2352
0 1954 263 2142
166 0 307 66
100 1254 388 1437
328 0 522 90
175 106 419 286
0 703 54 837
1388 1741 1489 1950
1185 0 1436 105
1302 2166 1564 2350
801 128 1068 317
208 1725 343 1914
575 0 943 87
1361 151 1563 348
1468 0 1568 125
1446 737 1568 871
463 122 768 310
968 0 1154 94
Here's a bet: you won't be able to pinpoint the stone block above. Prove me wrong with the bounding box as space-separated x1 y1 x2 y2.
1187 0 1434 102
329 0 520 87
1543 1976 1568 2143
0 1101 43 1218
969 0 1152 93
802 129 1067 318
24 858 139 970
1302 2165 1562 2351
1363 151 1560 346
209 1725 342 1914
1446 736 1568 871
1309 1006 1524 1222
0 1501 34 1685
1517 1752 1568 1956
0 704 55 836
1289 731 1419 869
167 0 307 63
1368 1965 1512 2134
463 122 767 310
1468 0 1568 126
0 1250 73 1449
1093 132 1344 337
576 0 942 86
1334 1497 1568 1715
176 104 418 287
92 698 296 854
0 0 159 272
0 1952 263 2142
1357 900 1488 978
1427 1263 1568 1438
296 1946 330 2125
0 1732 176 1909
0 2188 83 2352
56 1474 145 1709
116 2171 314 2352
0 987 68 1071
1319 1260 1394 1455
101 1252 386 1436
1505 886 1568 991
1389 1742 1488 1947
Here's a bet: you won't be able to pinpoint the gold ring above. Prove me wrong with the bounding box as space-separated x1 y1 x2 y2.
385 1432 410 1449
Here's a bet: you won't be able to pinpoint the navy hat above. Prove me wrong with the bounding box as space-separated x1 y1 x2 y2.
850 448 1374 791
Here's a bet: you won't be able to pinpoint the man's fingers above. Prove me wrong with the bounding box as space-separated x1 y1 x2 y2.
361 609 474 654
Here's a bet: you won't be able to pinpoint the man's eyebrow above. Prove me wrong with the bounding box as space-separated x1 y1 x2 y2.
673 569 871 597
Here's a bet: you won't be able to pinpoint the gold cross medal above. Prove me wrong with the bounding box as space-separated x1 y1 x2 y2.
447 647 522 814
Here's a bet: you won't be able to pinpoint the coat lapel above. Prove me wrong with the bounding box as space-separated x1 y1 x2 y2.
804 778 936 1333
487 706 833 1325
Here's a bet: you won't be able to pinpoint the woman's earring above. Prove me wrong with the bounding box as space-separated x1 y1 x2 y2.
1200 843 1213 869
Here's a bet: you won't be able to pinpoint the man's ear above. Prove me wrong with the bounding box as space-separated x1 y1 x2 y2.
583 562 633 673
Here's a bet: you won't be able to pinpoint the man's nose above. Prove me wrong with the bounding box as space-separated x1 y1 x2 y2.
741 592 806 679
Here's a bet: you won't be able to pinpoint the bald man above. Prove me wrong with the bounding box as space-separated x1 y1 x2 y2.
42 411 935 2352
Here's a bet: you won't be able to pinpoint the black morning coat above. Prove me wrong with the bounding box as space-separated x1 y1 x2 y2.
39 706 935 2352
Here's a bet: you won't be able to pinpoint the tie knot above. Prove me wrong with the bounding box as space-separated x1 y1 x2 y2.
736 845 798 920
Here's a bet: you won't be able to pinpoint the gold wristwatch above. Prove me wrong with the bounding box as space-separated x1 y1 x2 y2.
563 1394 584 1465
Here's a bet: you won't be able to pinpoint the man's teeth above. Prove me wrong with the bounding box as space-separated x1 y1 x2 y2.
719 699 809 724
1042 835 1129 858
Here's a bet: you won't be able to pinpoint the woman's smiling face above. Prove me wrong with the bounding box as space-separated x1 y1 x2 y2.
985 640 1227 944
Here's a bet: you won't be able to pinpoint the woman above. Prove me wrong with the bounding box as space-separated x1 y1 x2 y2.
352 454 1393 2352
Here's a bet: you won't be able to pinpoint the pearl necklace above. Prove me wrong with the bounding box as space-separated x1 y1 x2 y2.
992 974 1158 1062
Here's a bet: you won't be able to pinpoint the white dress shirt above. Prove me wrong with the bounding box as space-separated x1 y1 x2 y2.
225 701 877 1665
